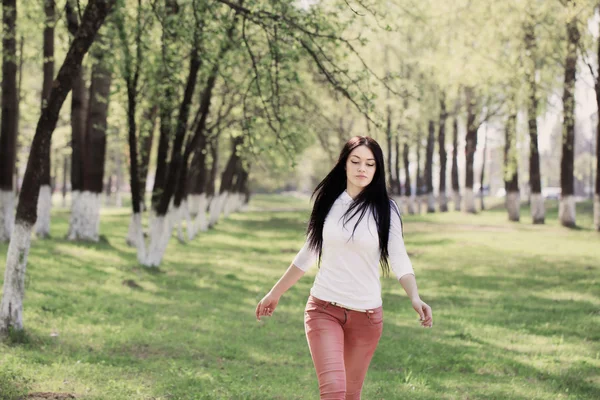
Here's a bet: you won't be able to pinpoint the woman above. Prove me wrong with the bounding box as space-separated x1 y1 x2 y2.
255 136 433 400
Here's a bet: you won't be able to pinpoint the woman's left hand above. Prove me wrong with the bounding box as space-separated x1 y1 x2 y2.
411 298 433 328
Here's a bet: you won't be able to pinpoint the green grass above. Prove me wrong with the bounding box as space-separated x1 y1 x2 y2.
0 195 598 399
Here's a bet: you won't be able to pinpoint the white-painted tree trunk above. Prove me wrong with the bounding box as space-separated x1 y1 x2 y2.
190 194 208 239
223 192 235 218
438 192 448 212
144 215 172 267
453 191 461 211
67 190 81 240
127 212 146 263
69 191 102 241
463 188 476 213
209 192 227 227
404 196 416 215
427 193 436 213
0 189 15 242
505 191 520 222
0 222 32 332
188 194 200 217
530 193 545 224
594 194 599 231
35 185 52 238
559 195 576 227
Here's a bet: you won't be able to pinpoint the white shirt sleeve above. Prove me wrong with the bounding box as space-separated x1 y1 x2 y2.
292 239 318 271
389 202 415 280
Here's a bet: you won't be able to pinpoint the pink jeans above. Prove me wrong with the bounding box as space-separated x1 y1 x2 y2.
304 295 383 400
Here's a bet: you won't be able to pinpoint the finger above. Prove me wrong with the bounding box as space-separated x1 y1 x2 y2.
423 305 432 318
416 307 425 320
256 302 263 321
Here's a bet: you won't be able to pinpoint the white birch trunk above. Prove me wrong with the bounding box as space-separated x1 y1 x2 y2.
0 189 15 242
559 195 576 227
427 193 436 213
463 188 476 213
594 194 599 231
35 185 52 238
506 191 520 222
453 190 461 211
439 192 448 212
530 193 545 224
0 222 33 332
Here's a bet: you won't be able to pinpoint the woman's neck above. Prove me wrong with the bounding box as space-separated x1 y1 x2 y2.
345 183 363 199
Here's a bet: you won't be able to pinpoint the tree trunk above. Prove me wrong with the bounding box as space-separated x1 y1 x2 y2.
0 0 18 242
480 127 488 211
464 87 477 213
438 99 448 212
403 141 414 214
504 110 520 221
62 155 68 207
66 0 88 239
71 34 111 242
415 135 423 214
524 21 545 224
0 0 115 335
425 120 435 213
151 0 179 213
386 104 395 194
559 15 579 228
146 39 200 266
451 117 460 211
138 104 157 210
394 133 402 198
207 136 219 227
35 0 55 239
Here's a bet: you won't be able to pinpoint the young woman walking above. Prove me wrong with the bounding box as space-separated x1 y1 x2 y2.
255 136 433 399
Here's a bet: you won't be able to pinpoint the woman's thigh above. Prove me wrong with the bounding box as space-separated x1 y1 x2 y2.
343 308 383 399
304 297 347 399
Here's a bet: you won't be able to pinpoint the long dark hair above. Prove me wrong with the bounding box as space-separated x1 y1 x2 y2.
306 136 401 276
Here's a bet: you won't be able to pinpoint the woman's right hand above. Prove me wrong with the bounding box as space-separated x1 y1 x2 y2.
255 291 280 321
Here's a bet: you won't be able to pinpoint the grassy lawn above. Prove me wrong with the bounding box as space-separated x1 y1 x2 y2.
0 194 598 399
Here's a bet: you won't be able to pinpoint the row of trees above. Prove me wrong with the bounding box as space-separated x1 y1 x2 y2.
305 0 599 229
0 0 399 335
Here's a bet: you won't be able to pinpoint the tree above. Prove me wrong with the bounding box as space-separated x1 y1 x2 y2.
35 0 55 238
66 0 89 239
438 97 448 212
0 0 116 335
450 117 460 211
425 120 435 212
559 5 580 228
0 0 18 242
464 87 478 213
524 18 545 224
504 106 520 221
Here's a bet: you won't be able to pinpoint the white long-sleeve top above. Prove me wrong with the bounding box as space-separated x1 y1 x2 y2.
292 191 414 309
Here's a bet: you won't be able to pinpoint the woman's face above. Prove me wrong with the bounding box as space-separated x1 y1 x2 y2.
346 145 376 190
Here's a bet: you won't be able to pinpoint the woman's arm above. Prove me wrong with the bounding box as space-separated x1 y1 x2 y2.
399 273 433 328
255 264 305 321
